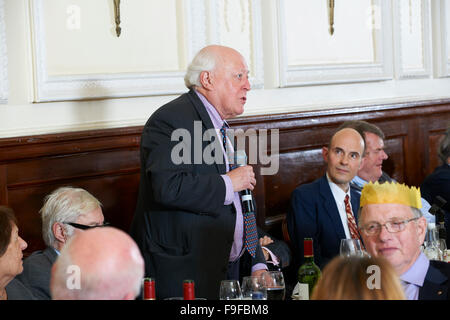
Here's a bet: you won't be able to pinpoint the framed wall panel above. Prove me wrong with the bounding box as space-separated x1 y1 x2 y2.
0 0 7 103
30 0 264 102
30 0 195 102
393 0 432 78
278 0 394 87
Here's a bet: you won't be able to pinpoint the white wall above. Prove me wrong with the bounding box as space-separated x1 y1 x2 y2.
0 0 449 139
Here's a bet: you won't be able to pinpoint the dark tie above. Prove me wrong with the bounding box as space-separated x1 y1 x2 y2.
243 210 258 258
220 123 228 153
344 195 360 240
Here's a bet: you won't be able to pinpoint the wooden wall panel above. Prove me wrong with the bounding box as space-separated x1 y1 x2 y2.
0 100 449 254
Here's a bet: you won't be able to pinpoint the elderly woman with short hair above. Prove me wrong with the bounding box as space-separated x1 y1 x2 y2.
0 206 34 300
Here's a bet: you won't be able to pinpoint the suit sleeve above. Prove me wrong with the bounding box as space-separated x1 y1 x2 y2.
287 188 323 268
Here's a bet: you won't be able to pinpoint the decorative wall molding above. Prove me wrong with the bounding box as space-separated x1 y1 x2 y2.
30 0 205 102
433 0 450 77
0 0 8 104
393 0 432 79
278 0 394 87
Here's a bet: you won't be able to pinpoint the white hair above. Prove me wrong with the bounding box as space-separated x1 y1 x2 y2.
40 187 102 248
184 48 218 89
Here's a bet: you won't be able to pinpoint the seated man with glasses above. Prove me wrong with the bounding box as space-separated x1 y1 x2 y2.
358 182 450 300
17 187 107 299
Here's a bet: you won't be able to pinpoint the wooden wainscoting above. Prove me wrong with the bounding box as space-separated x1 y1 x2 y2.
0 99 449 254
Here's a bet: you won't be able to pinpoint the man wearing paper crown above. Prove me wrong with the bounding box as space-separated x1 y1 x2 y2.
358 182 450 300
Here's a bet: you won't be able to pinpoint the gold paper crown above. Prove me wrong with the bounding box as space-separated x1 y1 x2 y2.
360 181 422 209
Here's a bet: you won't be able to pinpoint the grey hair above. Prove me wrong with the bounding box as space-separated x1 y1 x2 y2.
358 205 423 226
184 48 218 89
438 127 450 164
40 187 102 248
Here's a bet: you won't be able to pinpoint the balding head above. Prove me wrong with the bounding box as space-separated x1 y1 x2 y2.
50 227 144 300
184 45 250 120
323 128 365 191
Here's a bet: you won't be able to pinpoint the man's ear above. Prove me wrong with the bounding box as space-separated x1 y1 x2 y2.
199 71 213 90
53 222 66 244
417 217 428 245
322 146 329 163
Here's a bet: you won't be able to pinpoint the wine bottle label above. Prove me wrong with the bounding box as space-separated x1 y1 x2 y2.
241 194 252 202
296 282 309 300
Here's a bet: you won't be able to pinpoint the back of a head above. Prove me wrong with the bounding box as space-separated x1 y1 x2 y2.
438 127 450 164
184 46 219 89
40 186 102 248
50 227 144 300
338 121 385 146
311 256 405 300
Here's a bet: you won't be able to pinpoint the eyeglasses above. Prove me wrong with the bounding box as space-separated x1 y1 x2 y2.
64 222 110 230
360 217 420 236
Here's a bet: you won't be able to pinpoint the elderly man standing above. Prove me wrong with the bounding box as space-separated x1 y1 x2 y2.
130 45 267 300
17 187 106 299
287 127 365 269
358 182 450 300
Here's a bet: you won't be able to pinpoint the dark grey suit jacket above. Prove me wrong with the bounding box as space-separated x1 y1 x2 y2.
419 260 450 300
5 278 35 300
129 90 266 300
16 246 58 300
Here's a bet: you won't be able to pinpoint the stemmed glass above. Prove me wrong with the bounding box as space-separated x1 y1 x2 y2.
241 276 267 300
219 280 243 300
340 239 365 257
261 271 285 300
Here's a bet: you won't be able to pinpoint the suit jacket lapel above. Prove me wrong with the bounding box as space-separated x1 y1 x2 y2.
187 90 226 174
350 188 361 225
319 175 346 240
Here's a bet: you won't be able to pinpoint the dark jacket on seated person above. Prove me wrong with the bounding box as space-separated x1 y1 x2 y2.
16 246 58 300
420 260 450 300
5 278 35 300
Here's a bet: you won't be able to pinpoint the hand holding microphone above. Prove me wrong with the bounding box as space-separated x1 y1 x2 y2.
226 150 256 192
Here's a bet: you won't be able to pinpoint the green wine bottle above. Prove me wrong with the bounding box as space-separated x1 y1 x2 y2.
297 238 321 300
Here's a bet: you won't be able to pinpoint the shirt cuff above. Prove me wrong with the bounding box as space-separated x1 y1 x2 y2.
262 247 280 266
221 175 234 205
251 263 268 273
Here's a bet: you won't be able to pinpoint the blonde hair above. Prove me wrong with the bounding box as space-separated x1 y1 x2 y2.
311 256 405 300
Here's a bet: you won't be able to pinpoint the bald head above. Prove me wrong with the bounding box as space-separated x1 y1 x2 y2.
50 227 144 300
323 128 365 191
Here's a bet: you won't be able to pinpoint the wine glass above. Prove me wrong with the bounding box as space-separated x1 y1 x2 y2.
241 276 267 300
340 239 364 257
219 280 243 300
261 271 285 300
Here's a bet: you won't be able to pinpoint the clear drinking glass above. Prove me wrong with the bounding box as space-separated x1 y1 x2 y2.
241 276 267 300
219 280 243 300
261 271 285 300
340 239 364 257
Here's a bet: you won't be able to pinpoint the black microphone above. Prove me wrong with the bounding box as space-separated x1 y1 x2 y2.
234 150 255 213
428 196 447 241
